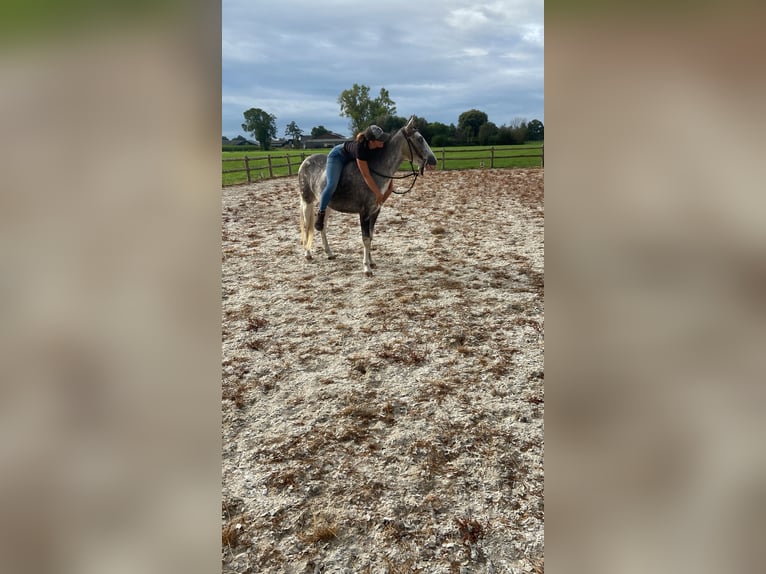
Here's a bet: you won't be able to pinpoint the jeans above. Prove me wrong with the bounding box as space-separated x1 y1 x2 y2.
318 144 351 211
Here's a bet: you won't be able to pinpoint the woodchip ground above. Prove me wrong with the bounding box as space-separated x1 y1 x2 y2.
222 168 544 573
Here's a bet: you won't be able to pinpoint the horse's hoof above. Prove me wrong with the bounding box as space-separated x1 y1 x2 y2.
370 262 377 269
327 254 337 260
365 271 374 277
304 252 313 261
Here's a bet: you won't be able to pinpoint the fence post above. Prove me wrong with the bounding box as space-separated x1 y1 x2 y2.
441 148 446 170
286 155 292 176
490 146 495 169
244 156 251 184
267 155 274 178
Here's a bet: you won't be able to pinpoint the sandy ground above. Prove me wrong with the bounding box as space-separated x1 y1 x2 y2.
222 168 544 573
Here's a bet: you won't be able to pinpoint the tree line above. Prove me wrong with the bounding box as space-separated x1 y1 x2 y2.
239 84 543 150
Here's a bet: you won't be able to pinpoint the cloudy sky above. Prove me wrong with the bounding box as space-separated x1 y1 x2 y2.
222 0 543 139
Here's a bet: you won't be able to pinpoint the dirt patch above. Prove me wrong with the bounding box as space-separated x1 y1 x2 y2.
222 168 544 573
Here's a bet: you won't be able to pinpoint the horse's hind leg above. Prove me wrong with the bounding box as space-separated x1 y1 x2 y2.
300 199 315 260
319 211 336 260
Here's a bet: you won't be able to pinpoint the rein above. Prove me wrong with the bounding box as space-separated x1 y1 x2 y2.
368 130 423 195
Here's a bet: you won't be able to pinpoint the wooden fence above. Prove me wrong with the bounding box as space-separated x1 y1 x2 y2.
434 145 544 170
222 153 306 184
222 145 543 186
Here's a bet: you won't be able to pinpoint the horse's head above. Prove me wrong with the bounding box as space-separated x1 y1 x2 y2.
401 116 437 175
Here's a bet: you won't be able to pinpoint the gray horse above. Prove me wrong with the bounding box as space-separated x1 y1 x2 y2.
298 116 437 276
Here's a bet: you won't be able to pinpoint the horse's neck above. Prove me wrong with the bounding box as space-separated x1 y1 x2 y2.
370 132 404 175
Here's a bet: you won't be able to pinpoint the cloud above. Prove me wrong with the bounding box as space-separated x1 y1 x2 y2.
221 38 266 64
221 0 544 138
446 8 491 29
522 24 544 46
462 47 491 58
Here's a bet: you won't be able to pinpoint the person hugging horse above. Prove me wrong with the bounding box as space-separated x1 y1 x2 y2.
314 125 394 231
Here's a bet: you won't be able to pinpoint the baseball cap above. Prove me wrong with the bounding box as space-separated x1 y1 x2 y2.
365 125 390 142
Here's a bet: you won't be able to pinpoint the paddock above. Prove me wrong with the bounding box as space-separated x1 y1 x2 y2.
222 168 544 573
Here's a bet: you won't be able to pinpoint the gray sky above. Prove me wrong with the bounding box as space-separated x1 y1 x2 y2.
222 0 543 139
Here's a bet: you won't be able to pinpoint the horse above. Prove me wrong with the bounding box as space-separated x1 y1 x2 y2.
298 116 437 276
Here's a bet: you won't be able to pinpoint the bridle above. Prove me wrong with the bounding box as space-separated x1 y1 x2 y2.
369 129 425 195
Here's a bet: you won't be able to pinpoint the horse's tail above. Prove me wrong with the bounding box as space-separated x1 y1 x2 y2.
298 154 325 254
300 198 315 251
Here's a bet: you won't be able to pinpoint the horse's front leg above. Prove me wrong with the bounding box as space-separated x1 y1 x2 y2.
368 210 380 270
360 213 374 276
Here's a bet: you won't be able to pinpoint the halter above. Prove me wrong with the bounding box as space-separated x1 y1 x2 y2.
368 129 424 195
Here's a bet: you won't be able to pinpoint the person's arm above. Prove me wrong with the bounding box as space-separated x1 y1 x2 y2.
381 179 394 203
356 159 384 204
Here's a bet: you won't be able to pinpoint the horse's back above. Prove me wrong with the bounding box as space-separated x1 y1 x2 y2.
297 153 370 212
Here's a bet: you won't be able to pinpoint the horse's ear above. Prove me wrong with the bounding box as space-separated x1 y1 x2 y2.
405 115 416 133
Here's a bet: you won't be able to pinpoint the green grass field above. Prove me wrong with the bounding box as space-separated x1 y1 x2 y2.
222 143 543 186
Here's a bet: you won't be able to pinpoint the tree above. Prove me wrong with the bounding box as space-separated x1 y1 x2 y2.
406 115 431 138
496 119 528 145
457 109 489 144
241 108 277 150
527 119 544 141
337 84 397 135
477 121 499 146
311 125 332 137
495 126 516 145
284 121 303 148
508 117 529 144
427 121 450 146
377 115 407 134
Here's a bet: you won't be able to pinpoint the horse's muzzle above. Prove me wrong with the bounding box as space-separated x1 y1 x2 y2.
420 155 437 174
